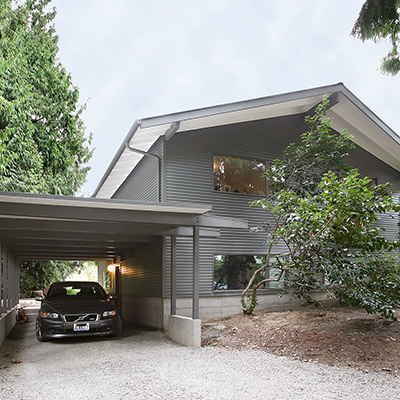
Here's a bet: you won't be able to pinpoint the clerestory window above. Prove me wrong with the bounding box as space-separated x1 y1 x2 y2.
213 155 266 195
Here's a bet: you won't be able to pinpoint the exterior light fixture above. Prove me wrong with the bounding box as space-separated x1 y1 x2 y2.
107 264 116 273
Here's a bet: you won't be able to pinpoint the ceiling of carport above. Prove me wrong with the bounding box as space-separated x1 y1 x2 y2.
0 192 247 261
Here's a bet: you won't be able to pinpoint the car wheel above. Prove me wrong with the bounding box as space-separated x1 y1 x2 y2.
35 321 49 342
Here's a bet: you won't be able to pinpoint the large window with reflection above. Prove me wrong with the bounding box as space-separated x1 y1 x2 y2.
213 255 284 291
213 155 266 195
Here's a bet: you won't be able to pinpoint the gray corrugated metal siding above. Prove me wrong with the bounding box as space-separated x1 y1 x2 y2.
113 137 163 202
112 113 399 299
163 114 400 297
120 239 163 297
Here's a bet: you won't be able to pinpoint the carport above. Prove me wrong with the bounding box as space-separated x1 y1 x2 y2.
0 191 247 347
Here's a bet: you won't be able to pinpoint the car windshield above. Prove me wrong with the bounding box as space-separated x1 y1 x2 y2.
47 283 108 300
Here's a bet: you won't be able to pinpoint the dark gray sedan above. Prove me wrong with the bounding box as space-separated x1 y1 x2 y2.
36 281 121 342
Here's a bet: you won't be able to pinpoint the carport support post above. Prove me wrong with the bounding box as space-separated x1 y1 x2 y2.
0 240 2 315
171 235 176 315
115 265 121 316
3 245 8 312
192 226 199 319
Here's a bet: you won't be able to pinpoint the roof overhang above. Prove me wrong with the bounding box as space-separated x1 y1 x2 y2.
93 83 400 199
0 192 247 260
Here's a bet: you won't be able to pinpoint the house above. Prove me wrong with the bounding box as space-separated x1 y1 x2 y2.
0 83 399 349
93 82 400 335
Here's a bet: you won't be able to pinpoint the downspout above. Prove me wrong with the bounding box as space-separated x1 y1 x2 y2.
125 121 180 203
125 139 162 203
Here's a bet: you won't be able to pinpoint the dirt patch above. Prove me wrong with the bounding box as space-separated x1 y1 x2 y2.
202 300 400 375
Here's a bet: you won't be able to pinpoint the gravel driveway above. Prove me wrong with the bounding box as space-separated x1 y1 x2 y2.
1 320 399 400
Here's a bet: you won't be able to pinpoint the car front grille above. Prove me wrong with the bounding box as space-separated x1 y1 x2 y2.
64 314 99 323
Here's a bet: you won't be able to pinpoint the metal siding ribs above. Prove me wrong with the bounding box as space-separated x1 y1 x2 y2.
113 138 163 202
164 114 400 297
120 240 163 298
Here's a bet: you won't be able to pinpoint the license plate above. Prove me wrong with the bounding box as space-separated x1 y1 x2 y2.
74 323 89 332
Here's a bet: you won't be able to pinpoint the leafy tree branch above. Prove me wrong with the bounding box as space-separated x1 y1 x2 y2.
352 0 400 75
241 98 400 319
1 0 93 292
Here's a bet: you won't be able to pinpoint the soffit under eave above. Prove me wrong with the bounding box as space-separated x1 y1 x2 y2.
96 124 170 199
327 98 400 172
96 95 327 199
173 94 325 133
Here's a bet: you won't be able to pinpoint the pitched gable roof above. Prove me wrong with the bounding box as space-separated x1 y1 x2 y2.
93 83 400 199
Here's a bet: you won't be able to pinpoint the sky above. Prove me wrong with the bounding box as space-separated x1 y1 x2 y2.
49 0 399 197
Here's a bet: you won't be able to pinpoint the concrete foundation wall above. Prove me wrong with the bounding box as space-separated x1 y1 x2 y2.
120 292 327 332
121 295 164 329
168 315 201 347
162 292 328 329
0 308 16 347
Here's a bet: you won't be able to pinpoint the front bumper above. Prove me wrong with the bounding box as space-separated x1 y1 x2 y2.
38 316 121 339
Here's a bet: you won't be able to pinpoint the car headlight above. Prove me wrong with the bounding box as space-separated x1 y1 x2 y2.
102 310 116 318
40 311 60 320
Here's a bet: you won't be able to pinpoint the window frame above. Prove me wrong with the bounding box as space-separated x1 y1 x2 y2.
212 154 268 197
212 254 286 294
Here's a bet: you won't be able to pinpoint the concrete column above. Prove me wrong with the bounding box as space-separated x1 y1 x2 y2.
171 235 177 315
192 226 200 319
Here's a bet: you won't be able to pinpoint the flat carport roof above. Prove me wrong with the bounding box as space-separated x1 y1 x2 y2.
0 191 248 346
0 191 247 260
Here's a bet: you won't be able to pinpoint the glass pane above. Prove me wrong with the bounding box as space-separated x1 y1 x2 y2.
267 257 285 288
103 270 111 288
213 155 266 195
213 255 285 291
213 255 266 291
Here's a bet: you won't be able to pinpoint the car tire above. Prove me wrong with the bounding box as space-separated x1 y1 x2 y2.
36 321 49 342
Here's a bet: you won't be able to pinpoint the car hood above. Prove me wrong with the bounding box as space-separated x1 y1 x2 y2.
41 299 115 315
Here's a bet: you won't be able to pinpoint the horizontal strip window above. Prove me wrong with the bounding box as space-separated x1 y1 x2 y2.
213 155 266 196
213 255 284 292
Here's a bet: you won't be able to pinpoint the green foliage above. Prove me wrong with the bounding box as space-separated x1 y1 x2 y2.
0 0 93 294
19 260 84 297
0 0 92 194
327 254 400 320
352 0 400 75
241 98 400 319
